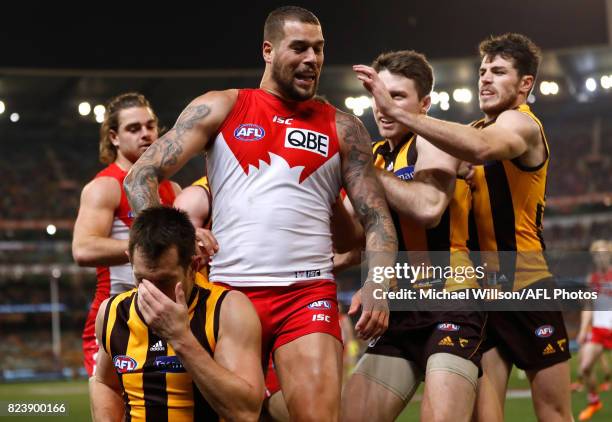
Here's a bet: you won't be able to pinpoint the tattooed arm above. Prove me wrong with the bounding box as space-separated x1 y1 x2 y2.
124 90 238 214
336 110 398 340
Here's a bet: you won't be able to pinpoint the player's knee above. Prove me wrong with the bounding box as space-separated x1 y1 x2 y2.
426 353 478 391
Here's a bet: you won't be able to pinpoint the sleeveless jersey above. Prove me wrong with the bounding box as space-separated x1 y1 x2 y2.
190 176 212 283
102 273 227 422
469 104 551 291
372 135 478 291
94 163 177 294
207 89 342 286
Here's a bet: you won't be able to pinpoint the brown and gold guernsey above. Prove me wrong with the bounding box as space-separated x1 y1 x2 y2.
101 273 228 422
373 135 478 291
469 104 551 291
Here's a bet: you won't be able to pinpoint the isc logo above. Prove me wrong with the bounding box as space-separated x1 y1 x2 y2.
285 128 329 157
113 355 137 374
535 325 555 338
312 314 331 322
234 124 265 141
273 115 293 125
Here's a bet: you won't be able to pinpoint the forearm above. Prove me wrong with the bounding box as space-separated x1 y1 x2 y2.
124 163 162 214
390 112 490 163
579 310 593 335
173 334 261 421
378 170 445 228
73 237 129 267
90 377 124 422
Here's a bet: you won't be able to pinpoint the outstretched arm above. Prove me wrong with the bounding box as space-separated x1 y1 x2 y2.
336 110 397 340
354 65 540 163
377 136 460 228
124 90 237 214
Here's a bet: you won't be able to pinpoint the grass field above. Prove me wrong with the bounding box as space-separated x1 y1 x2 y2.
0 356 609 421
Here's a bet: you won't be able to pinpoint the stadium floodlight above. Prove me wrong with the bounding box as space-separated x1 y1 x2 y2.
93 104 106 116
0 100 5 114
585 78 597 92
440 101 449 111
78 102 91 116
95 113 104 123
46 224 57 236
601 75 611 89
548 82 559 95
453 88 473 103
540 81 550 95
345 97 355 109
430 91 440 105
10 112 19 122
438 91 450 103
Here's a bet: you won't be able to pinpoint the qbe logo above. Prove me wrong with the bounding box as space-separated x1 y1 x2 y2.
535 325 555 338
308 300 331 310
113 355 137 374
284 128 329 157
234 124 265 141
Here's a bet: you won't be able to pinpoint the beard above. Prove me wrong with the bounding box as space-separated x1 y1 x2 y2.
271 61 318 101
480 88 520 116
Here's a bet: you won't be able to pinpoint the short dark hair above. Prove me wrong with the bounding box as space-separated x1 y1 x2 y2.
129 206 195 269
479 33 541 79
372 50 434 99
264 6 320 44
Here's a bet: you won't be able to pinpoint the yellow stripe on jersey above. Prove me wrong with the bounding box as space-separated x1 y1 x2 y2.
469 104 551 291
191 176 210 192
372 136 478 290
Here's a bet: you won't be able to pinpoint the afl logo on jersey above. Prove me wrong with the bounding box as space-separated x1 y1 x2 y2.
113 355 137 373
234 124 265 141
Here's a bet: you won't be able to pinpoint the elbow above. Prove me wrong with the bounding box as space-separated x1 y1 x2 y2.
418 203 445 229
72 244 94 267
472 143 494 163
223 396 262 422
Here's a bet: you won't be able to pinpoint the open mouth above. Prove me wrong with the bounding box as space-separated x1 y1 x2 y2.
294 72 316 87
480 89 495 98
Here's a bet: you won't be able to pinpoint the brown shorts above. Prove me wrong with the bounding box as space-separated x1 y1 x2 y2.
366 311 487 375
482 309 570 371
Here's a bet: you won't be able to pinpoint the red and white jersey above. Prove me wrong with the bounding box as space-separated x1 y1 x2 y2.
590 269 612 329
94 163 177 294
207 89 342 286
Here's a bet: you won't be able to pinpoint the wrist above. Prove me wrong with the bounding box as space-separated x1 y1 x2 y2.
169 329 197 355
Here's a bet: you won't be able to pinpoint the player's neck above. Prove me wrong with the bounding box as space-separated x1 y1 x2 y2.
260 73 298 104
387 132 411 151
114 154 134 172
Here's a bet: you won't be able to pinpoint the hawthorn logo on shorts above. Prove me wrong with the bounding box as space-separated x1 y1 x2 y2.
437 323 460 332
459 338 469 348
308 300 331 310
557 338 567 352
535 325 555 338
284 128 329 157
113 355 137 373
234 124 266 141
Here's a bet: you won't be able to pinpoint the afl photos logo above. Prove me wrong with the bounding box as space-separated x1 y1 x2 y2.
234 124 265 141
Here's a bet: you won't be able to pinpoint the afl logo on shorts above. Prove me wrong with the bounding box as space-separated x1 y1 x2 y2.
535 325 555 338
113 355 137 373
437 323 460 332
234 124 265 141
308 300 331 310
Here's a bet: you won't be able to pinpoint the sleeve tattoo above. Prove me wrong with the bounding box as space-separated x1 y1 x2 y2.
124 104 211 213
337 112 397 255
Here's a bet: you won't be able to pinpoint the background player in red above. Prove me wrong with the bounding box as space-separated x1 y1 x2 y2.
577 239 612 420
72 93 180 378
124 6 397 421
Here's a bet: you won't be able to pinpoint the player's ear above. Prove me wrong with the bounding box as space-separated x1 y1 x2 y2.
421 94 431 113
190 254 203 273
263 40 274 64
520 75 534 96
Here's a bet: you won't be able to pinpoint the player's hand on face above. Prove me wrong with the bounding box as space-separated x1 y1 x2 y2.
350 281 389 341
353 64 395 118
195 228 219 265
137 280 190 343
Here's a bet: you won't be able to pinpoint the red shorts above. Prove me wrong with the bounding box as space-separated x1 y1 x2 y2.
221 280 342 364
264 358 281 398
591 327 612 349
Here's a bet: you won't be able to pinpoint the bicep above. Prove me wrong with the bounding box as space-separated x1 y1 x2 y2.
214 292 263 389
481 112 535 159
73 180 119 239
173 185 210 228
134 91 236 179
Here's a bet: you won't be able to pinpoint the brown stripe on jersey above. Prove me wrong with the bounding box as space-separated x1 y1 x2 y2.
142 328 168 422
112 293 135 422
535 203 546 250
483 162 517 289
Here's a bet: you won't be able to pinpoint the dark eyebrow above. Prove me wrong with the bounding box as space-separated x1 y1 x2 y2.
388 89 407 97
288 39 325 48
